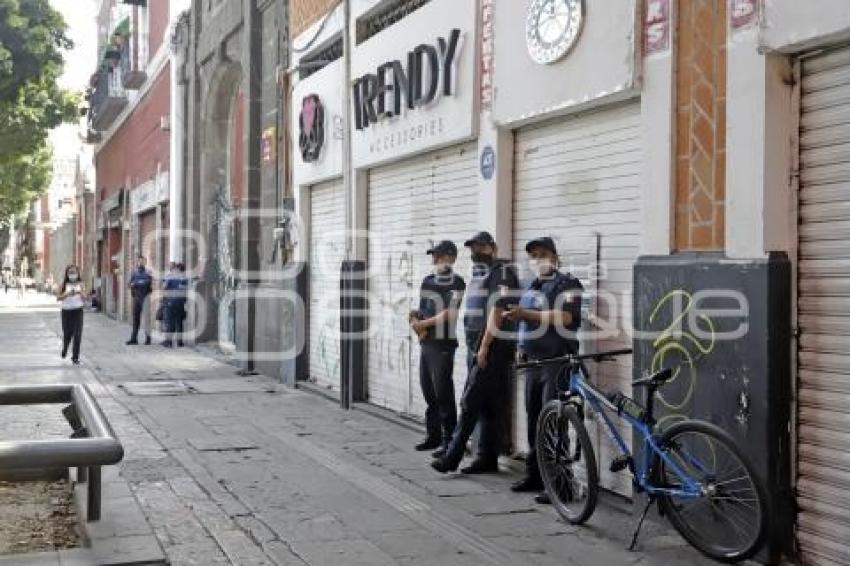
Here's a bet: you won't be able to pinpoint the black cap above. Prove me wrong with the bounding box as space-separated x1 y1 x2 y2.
525 236 557 255
464 231 496 248
427 240 458 257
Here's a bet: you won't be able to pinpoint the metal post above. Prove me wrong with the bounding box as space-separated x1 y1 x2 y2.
77 466 87 483
87 466 101 521
341 0 353 410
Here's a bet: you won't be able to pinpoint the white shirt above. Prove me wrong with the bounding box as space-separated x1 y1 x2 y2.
61 283 85 310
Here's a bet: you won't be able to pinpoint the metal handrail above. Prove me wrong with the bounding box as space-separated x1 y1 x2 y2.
0 384 124 521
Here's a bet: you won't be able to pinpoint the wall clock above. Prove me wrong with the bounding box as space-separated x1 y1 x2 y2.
526 0 584 65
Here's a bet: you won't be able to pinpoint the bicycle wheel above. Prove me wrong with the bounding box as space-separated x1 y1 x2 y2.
656 420 769 563
537 400 598 524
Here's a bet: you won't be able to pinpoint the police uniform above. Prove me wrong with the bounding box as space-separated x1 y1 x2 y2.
515 237 583 490
434 232 519 472
416 241 465 450
162 267 189 347
127 266 153 344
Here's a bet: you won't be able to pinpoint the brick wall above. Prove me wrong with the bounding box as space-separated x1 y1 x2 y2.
95 66 172 198
290 0 338 38
673 0 727 250
149 0 171 57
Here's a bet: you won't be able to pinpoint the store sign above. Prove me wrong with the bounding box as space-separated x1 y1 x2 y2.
132 173 169 215
262 127 277 164
480 0 495 112
480 145 495 180
730 0 759 30
352 29 462 131
645 0 671 54
299 94 325 162
351 0 476 169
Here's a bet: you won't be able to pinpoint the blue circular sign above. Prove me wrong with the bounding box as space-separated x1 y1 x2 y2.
480 145 496 180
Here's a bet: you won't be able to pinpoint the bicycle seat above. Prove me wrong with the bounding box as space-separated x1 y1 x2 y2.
632 368 673 388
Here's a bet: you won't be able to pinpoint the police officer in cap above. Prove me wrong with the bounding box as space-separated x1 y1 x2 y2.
431 231 519 473
504 237 583 504
409 240 466 453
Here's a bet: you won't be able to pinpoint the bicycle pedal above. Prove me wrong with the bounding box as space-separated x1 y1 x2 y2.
610 455 632 473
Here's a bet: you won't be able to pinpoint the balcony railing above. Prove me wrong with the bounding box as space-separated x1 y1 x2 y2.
88 64 127 132
120 33 147 89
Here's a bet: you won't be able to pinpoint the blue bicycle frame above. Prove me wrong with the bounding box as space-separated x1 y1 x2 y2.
564 364 705 500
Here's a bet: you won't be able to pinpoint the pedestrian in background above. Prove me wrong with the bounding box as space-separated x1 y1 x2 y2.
505 237 583 504
409 240 466 454
127 256 153 345
57 264 85 365
431 231 519 474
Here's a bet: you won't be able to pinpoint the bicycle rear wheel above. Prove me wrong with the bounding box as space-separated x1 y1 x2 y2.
537 401 598 524
656 420 769 563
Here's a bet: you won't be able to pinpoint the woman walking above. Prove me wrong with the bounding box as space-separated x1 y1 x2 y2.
57 265 85 364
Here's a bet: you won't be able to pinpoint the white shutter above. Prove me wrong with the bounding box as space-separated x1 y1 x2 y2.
309 178 345 391
797 46 850 566
367 142 478 416
512 102 641 497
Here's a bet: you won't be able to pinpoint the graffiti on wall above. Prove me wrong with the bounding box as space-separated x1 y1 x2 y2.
645 289 717 428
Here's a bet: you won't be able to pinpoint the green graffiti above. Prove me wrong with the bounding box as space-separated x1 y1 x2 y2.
647 289 717 425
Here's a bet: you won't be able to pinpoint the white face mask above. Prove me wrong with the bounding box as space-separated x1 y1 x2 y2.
528 259 555 278
68 273 79 282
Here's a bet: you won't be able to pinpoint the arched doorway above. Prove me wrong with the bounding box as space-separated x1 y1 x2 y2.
197 61 244 348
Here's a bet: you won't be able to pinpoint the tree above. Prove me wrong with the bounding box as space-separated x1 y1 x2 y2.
0 142 52 221
0 0 78 162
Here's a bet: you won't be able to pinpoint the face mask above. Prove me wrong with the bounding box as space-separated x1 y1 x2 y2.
528 259 555 278
471 253 493 265
433 263 452 275
68 273 79 282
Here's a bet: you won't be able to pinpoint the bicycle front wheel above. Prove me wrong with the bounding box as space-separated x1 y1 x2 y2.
537 401 598 524
656 420 769 563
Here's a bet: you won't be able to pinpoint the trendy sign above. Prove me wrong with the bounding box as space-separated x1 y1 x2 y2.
350 0 477 169
353 29 462 130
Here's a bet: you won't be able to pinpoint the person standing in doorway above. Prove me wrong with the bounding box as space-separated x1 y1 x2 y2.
505 237 583 504
127 256 153 345
431 231 520 474
409 240 466 454
57 264 85 364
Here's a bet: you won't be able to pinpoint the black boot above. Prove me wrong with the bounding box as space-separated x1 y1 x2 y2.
461 458 499 475
415 438 441 451
511 477 544 493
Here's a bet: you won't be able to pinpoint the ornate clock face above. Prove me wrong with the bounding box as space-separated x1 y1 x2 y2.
526 0 584 65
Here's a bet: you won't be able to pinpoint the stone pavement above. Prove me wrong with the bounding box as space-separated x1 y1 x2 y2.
0 291 715 566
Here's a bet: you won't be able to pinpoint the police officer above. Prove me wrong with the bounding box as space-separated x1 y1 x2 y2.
431 231 519 474
409 240 465 453
126 256 153 345
162 261 189 347
505 237 583 504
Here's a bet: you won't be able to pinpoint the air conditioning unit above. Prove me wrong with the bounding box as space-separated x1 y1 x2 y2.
160 116 170 131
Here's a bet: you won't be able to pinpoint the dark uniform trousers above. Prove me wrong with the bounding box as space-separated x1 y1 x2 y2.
130 296 148 341
419 341 457 445
523 363 561 483
443 334 512 465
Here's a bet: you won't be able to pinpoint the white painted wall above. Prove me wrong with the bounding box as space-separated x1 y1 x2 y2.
491 0 639 127
639 50 674 256
726 27 795 259
761 0 850 52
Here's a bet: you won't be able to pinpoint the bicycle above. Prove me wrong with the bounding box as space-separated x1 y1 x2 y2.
516 348 769 563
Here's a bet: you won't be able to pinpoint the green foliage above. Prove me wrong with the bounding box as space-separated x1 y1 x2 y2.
0 0 79 218
0 143 52 221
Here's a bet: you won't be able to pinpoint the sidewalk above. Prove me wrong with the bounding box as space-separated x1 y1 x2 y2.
0 292 713 566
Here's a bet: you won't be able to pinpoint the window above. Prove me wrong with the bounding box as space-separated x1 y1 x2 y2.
356 0 432 44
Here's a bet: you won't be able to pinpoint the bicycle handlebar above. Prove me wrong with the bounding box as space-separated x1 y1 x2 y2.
515 348 633 369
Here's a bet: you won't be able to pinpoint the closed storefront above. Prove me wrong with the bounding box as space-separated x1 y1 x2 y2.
796 45 850 566
367 142 478 416
511 101 642 496
308 178 345 392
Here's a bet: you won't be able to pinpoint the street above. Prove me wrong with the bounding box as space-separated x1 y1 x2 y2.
0 291 714 566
